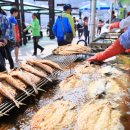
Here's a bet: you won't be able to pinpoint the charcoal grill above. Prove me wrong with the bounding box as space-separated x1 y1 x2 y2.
0 54 78 117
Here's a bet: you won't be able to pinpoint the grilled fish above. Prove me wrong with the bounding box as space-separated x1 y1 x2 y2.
34 59 63 70
20 63 48 78
12 77 30 96
110 110 124 130
87 79 107 98
10 70 38 94
75 63 100 74
0 81 22 108
27 60 54 74
22 70 41 85
0 94 4 104
0 74 30 96
53 44 91 55
31 100 76 130
59 74 82 91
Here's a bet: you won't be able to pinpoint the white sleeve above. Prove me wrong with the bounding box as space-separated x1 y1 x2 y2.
120 16 130 29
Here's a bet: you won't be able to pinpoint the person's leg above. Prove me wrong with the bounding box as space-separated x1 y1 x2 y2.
78 30 80 39
5 45 14 69
0 50 6 71
15 46 19 62
84 31 87 46
86 31 89 45
33 37 37 55
79 31 82 39
36 37 44 52
87 39 126 62
99 27 101 35
81 30 83 37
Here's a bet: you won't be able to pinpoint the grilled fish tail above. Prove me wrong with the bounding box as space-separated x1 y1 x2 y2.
13 100 25 108
32 85 38 94
46 77 52 82
23 90 32 96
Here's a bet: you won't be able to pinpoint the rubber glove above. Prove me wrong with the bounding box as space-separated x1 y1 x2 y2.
87 39 125 62
109 22 120 30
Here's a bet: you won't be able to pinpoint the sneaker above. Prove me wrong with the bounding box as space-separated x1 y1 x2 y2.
32 54 37 56
15 59 22 62
41 48 44 53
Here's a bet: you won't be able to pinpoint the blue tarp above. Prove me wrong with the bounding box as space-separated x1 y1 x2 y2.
79 2 112 11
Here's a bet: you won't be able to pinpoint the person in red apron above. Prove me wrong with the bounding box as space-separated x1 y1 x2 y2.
87 15 130 63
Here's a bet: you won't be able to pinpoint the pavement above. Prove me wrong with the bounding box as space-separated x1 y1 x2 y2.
5 31 80 70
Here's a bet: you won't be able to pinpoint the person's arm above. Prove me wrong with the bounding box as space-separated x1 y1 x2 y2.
4 16 10 40
68 15 76 37
109 16 130 30
67 18 73 33
120 16 130 29
52 19 58 37
25 24 32 31
10 17 17 42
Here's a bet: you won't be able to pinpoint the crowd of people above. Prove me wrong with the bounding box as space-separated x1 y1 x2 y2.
0 6 43 72
1 3 130 72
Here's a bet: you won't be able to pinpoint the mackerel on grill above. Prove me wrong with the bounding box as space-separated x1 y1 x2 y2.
0 74 30 96
0 82 23 108
27 60 54 74
10 70 38 94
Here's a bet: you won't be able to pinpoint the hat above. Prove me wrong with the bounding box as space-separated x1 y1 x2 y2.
63 4 71 11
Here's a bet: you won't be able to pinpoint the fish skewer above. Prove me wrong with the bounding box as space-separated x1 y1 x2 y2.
20 63 52 82
13 77 32 96
22 70 41 85
10 70 38 94
0 74 31 96
0 82 23 108
31 59 63 70
27 60 54 74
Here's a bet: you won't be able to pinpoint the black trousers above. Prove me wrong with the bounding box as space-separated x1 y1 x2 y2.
78 29 83 39
58 40 71 46
0 50 6 72
84 30 89 46
33 36 43 55
5 45 14 69
1 45 14 69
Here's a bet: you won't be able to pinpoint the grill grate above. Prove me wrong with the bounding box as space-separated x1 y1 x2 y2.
0 54 78 117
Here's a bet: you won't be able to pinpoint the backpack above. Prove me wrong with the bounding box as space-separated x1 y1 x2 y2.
0 14 9 38
52 16 73 42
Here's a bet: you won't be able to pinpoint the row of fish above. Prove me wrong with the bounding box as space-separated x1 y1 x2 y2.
30 62 129 130
0 59 62 108
53 44 91 55
31 100 124 130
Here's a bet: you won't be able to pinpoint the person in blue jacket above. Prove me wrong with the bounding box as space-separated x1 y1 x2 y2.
52 4 74 46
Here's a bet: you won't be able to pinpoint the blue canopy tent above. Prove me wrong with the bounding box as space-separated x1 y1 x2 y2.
79 1 117 12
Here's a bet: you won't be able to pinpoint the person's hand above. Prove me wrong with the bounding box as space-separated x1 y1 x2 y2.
23 29 26 32
109 22 120 31
4 39 8 45
0 42 4 47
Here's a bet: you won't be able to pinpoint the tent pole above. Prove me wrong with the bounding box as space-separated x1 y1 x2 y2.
109 3 113 24
90 0 97 42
